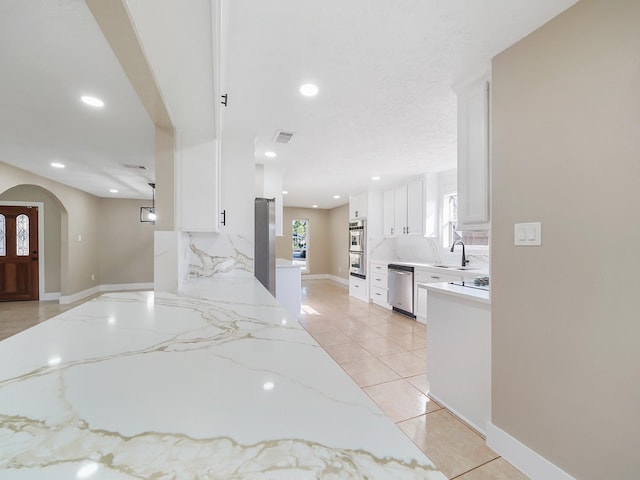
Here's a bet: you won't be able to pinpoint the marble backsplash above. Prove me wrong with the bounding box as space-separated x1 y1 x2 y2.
371 237 489 268
188 232 254 278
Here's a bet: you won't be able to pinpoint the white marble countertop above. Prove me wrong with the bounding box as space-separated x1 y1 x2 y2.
420 281 491 305
0 277 446 479
371 259 489 278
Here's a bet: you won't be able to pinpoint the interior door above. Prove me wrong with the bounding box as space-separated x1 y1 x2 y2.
0 206 39 301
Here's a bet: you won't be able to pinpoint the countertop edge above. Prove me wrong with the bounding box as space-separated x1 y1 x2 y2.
419 282 491 305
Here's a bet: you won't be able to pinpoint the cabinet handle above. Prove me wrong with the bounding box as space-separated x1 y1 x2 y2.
375 278 381 282
430 275 440 279
407 226 409 234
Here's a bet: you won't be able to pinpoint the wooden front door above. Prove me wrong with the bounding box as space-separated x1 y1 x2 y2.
0 206 39 301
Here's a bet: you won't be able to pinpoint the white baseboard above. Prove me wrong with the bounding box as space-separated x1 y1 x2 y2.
486 423 576 480
302 274 329 280
328 275 348 286
300 274 349 286
41 292 61 301
100 282 154 293
58 283 154 305
59 286 100 305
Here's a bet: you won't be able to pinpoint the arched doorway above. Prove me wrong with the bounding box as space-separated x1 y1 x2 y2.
0 185 68 301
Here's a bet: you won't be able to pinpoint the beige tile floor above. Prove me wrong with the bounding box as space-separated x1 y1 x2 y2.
0 294 101 342
0 280 528 479
299 279 529 480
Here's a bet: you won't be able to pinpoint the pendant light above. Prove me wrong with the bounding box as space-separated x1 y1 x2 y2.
140 183 156 223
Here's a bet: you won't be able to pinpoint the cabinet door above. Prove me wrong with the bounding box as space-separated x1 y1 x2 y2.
394 185 407 235
406 178 424 236
383 189 395 237
458 79 490 229
349 192 367 219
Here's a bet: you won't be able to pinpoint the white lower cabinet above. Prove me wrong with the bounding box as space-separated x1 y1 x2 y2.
371 286 389 308
349 275 368 302
427 289 491 434
369 261 391 309
414 269 462 323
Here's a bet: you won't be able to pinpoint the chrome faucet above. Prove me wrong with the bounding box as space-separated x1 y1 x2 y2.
450 240 468 267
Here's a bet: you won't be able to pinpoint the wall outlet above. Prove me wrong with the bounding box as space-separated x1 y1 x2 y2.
338 266 342 273
91 274 95 281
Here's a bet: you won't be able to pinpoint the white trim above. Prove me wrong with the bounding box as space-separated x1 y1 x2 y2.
59 282 154 304
328 274 348 286
41 292 61 301
302 274 329 280
300 274 349 286
59 286 100 304
100 282 154 292
486 423 576 480
0 201 46 299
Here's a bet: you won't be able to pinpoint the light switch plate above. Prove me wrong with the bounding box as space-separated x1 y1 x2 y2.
514 222 541 246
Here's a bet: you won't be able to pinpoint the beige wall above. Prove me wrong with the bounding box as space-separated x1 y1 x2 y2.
0 161 99 295
277 207 331 275
0 161 154 296
98 198 154 285
0 185 63 294
327 204 349 279
491 1 640 478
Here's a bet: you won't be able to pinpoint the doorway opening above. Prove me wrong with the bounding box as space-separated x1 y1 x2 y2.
292 219 308 272
0 205 39 301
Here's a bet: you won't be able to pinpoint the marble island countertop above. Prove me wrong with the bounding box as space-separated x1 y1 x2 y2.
0 277 446 479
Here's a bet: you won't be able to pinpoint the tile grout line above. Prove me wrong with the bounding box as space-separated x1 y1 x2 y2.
448 456 503 479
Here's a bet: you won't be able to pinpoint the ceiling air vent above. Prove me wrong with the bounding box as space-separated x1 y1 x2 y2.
123 164 148 170
273 130 295 144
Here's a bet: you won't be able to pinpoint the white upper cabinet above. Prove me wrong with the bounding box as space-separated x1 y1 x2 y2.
383 189 395 236
349 192 367 219
406 178 424 236
177 132 220 232
455 72 490 230
383 176 436 238
393 184 408 235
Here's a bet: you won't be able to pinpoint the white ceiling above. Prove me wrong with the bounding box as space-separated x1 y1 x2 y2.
0 0 156 199
0 0 578 205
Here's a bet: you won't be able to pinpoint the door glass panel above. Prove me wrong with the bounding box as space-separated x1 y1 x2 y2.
0 214 5 256
16 214 29 256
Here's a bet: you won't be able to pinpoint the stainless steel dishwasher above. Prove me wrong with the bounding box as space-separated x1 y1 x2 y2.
388 264 415 318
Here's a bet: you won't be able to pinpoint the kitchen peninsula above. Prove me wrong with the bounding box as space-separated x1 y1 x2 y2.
0 277 446 479
423 282 491 435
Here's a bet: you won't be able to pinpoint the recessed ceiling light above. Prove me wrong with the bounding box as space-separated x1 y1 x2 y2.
50 162 65 169
299 83 319 97
371 176 381 181
109 189 118 193
265 151 277 158
312 204 318 208
81 95 104 108
282 190 288 195
333 195 340 199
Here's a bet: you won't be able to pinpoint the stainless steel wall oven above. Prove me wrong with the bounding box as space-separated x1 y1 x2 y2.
349 220 366 278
